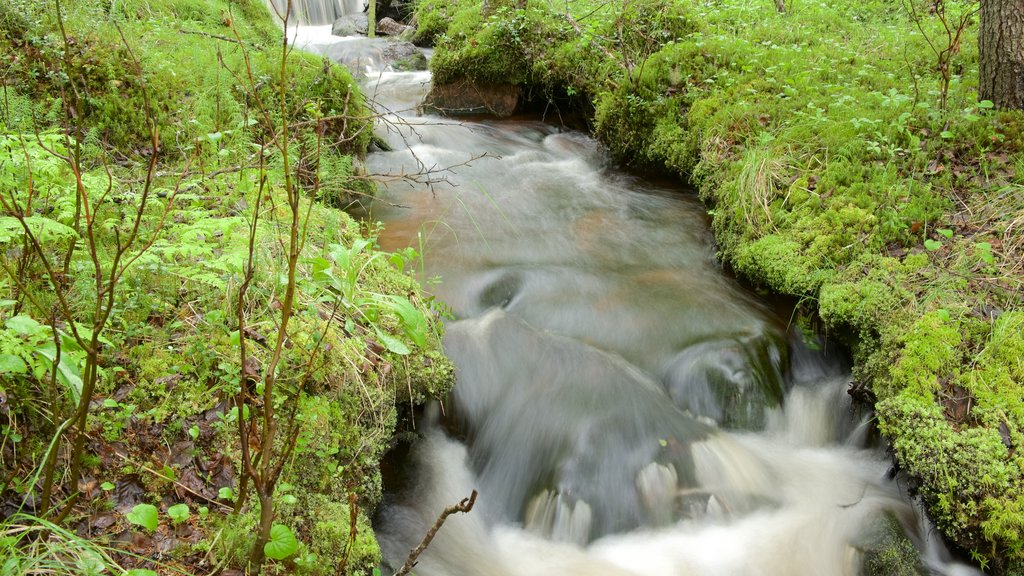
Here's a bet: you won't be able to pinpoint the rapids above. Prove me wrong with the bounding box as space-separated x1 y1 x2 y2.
288 24 980 576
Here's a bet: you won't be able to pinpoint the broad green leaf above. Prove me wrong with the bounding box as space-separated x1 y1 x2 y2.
374 327 410 356
937 228 953 239
6 315 44 336
379 295 428 347
167 503 190 524
127 570 159 576
126 503 159 532
978 100 994 109
100 482 115 491
936 309 951 322
0 354 27 374
75 550 106 575
924 239 942 251
264 524 299 560
35 343 83 403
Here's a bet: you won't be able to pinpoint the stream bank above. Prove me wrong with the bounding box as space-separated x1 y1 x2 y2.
410 0 1024 573
0 1 452 574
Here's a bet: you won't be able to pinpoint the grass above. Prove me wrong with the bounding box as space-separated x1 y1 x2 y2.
415 0 1024 572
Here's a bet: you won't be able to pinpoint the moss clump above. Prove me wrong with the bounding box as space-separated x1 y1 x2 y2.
859 514 925 576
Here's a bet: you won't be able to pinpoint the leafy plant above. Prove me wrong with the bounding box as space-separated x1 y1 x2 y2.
125 504 159 533
167 503 191 525
263 524 299 561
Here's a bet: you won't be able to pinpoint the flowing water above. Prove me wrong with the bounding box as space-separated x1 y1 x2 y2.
267 0 362 25
289 26 980 576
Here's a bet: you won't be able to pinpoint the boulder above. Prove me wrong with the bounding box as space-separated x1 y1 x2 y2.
331 13 368 37
422 79 521 117
376 16 413 37
381 41 427 71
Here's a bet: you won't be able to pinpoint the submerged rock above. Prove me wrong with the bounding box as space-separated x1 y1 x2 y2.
443 309 716 539
662 335 786 429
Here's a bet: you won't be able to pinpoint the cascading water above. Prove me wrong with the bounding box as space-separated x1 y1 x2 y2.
289 27 981 576
265 0 362 25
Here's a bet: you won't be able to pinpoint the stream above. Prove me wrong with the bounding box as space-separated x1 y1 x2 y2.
289 24 979 576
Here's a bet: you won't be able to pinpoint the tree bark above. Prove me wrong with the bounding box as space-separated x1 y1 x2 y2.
979 0 1024 109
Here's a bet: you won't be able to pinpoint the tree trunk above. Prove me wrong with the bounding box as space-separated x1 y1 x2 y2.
979 0 1024 109
368 0 376 38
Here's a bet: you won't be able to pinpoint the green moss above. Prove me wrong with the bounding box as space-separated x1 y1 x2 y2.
859 514 925 576
732 235 832 295
303 494 382 575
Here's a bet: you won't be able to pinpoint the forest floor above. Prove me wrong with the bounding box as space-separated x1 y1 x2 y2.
0 1 452 574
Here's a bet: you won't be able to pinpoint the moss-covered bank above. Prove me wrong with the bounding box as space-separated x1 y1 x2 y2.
1 1 452 574
415 0 1023 572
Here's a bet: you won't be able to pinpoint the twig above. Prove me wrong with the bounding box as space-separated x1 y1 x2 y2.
394 490 478 576
178 29 258 48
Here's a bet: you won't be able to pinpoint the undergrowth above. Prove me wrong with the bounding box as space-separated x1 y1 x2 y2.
1 0 452 574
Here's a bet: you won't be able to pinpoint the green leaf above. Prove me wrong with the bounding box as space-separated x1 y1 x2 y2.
937 228 953 239
374 327 411 356
126 570 159 576
978 100 994 109
34 343 83 403
100 481 115 491
940 130 954 139
103 398 119 408
75 550 106 575
936 309 951 322
924 239 943 251
378 295 428 347
264 524 299 560
281 494 297 505
126 503 159 532
5 315 44 336
167 503 190 525
0 354 27 374
188 425 200 440
218 487 234 500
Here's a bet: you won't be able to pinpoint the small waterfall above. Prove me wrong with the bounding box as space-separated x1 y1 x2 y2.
265 0 362 25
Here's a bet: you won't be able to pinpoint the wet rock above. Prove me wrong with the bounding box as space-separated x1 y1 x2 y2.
377 16 412 36
422 80 522 117
332 13 369 37
381 41 427 71
856 513 927 576
444 309 715 538
662 336 786 429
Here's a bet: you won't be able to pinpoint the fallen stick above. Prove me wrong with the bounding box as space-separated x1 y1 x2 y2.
394 490 478 576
